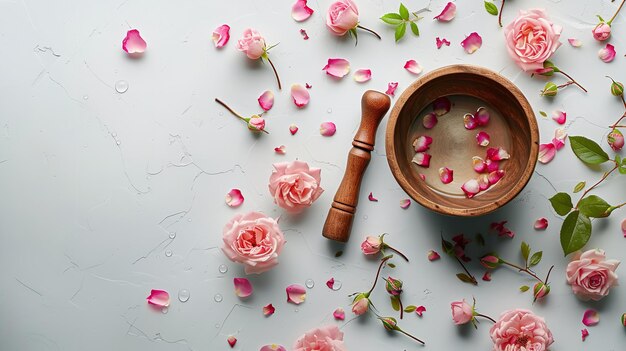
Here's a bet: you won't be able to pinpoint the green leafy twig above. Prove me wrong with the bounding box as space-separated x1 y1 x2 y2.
442 235 478 285
380 3 424 42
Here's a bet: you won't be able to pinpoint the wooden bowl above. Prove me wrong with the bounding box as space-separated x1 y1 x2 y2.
385 65 539 216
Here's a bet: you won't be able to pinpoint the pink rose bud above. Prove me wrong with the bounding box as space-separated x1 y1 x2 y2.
480 254 501 269
351 294 369 315
592 22 611 41
533 282 551 300
384 276 403 296
326 0 359 36
247 116 266 132
360 235 383 255
450 299 474 325
611 81 624 96
380 316 398 331
236 28 266 60
608 129 624 151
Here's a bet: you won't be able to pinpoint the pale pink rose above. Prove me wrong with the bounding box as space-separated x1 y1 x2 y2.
592 22 611 41
293 325 347 351
351 295 369 315
360 235 382 255
566 249 620 301
490 309 553 351
221 212 285 274
326 0 359 36
450 300 473 325
268 160 324 213
248 116 266 131
504 9 562 71
237 28 266 60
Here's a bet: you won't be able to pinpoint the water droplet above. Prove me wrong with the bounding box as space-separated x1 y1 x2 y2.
187 218 192 222
214 293 223 302
178 289 190 302
294 308 299 313
424 289 431 295
116 140 121 145
327 108 332 113
112 132 117 137
161 307 168 314
218 264 228 274
169 232 176 239
363 215 368 220
165 250 172 257
115 80 129 93
215 323 221 328
331 280 342 291
305 279 315 289
218 112 224 116
82 95 89 100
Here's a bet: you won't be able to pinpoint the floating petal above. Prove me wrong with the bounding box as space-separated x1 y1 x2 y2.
475 107 490 126
485 158 500 173
291 84 310 107
461 32 482 54
122 29 147 54
461 179 480 198
422 113 438 129
368 192 378 202
212 25 231 48
404 60 423 75
534 218 549 230
476 132 490 146
419 173 426 181
477 174 490 191
568 38 582 47
291 0 314 22
263 303 276 316
488 170 505 185
427 250 440 261
274 145 286 154
322 58 350 78
486 147 510 161
412 152 431 167
225 189 244 207
464 113 477 130
234 278 253 298
413 135 433 152
433 97 451 116
472 156 486 173
320 121 337 136
147 289 170 307
286 284 306 304
289 124 299 135
598 44 616 63
258 90 275 111
439 167 453 184
400 198 411 209
582 309 600 326
386 82 398 96
353 69 372 83
552 110 566 125
436 37 451 49
434 2 456 22
538 143 556 164
333 308 345 320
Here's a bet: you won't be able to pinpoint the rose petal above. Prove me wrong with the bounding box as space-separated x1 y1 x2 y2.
322 58 350 78
400 198 411 209
423 112 438 129
476 132 490 146
300 29 309 40
274 145 286 154
212 25 231 48
122 29 147 54
464 113 477 130
415 305 426 316
552 128 567 150
582 309 600 326
552 110 566 125
404 60 423 75
225 189 244 207
258 90 275 111
568 38 582 47
263 303 275 316
234 277 253 298
433 97 451 116
305 83 312 89
485 158 500 173
598 44 616 63
412 152 431 167
333 307 345 320
353 69 372 83
260 345 287 351
320 122 336 136
147 289 170 307
326 277 335 289
286 284 306 304
534 218 549 230
486 147 510 161
427 250 440 261
413 135 433 152
436 37 451 49
622 218 626 237
386 82 398 96
477 174 490 191
482 271 492 281
538 143 556 164
581 328 589 341
461 179 480 198
368 192 378 202
439 167 454 184
488 169 505 185
434 2 456 22
289 124 299 135
291 0 314 22
419 173 426 181
475 107 490 126
461 32 482 54
291 84 310 108
472 156 486 173
227 335 237 348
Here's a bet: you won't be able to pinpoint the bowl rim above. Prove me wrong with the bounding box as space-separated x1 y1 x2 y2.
385 64 539 217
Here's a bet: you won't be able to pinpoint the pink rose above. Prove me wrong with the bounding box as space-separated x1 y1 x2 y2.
504 9 562 71
592 22 611 41
221 212 285 274
490 309 553 351
268 160 324 213
237 28 266 60
360 235 382 255
293 325 347 351
351 294 369 315
566 249 620 301
326 0 359 36
248 116 266 132
450 299 473 325
608 129 624 151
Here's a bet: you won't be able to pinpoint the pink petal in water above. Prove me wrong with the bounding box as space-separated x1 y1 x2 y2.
286 284 307 304
436 37 451 49
434 2 456 22
427 250 440 261
353 69 372 83
300 29 310 40
212 25 231 48
260 345 287 351
258 90 274 111
568 38 582 47
225 188 244 207
320 121 336 136
227 335 237 348
488 170 505 185
400 198 411 209
476 132 490 146
475 107 490 126
439 167 453 184
419 173 426 181
433 97 451 116
477 174 490 191
461 32 482 54
581 328 589 341
464 113 477 130
234 277 253 298
413 135 433 152
538 143 556 164
386 82 398 96
534 218 549 230
274 145 286 154
582 309 600 326
289 124 299 135
291 84 310 107
486 147 510 161
333 308 346 320
485 158 500 173
412 152 431 167
263 303 275 316
461 179 480 198
147 289 170 307
598 44 616 63
291 0 314 22
368 192 378 202
415 305 426 316
122 29 147 54
404 60 423 75
322 58 350 78
472 156 486 173
423 112 438 129
552 110 566 125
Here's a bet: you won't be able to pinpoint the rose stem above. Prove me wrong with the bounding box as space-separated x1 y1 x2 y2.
558 70 588 92
385 244 409 262
499 260 545 283
455 256 478 285
574 162 619 209
475 313 497 323
399 297 404 319
397 328 425 345
607 0 626 25
367 256 391 295
266 57 282 91
215 98 247 121
609 111 626 129
356 25 382 40
498 0 506 27
544 265 554 286
555 81 575 89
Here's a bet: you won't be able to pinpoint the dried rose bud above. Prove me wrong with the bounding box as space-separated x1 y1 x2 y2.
541 82 558 97
384 276 403 296
533 282 550 300
608 76 624 96
380 316 398 331
480 254 501 269
608 129 624 151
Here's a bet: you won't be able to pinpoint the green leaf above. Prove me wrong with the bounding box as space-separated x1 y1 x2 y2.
410 21 419 36
578 195 611 218
573 181 586 193
560 210 592 256
390 296 400 311
539 111 547 118
484 1 498 15
456 273 475 284
399 3 409 20
519 285 530 292
521 241 530 263
387 262 396 268
381 13 404 25
404 305 417 313
529 251 543 267
395 22 407 42
569 136 610 165
597 15 605 23
441 237 454 256
549 192 573 216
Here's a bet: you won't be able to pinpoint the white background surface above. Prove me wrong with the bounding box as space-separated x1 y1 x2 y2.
1 0 625 350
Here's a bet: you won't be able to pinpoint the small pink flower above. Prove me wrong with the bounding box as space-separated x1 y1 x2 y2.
450 299 473 325
292 0 314 22
147 289 170 307
227 335 237 348
413 135 433 152
237 28 266 60
504 9 562 71
320 122 337 136
293 325 346 351
404 60 423 75
581 328 589 341
333 308 345 320
538 143 556 164
274 145 286 154
592 22 611 41
461 32 482 54
368 192 378 202
427 250 440 261
225 188 244 207
263 303 276 316
480 255 501 269
291 84 310 108
566 249 620 301
289 124 299 135
322 58 350 78
436 37 451 49
353 68 372 82
490 309 553 351
598 43 616 63
386 82 398 96
412 152 431 167
286 284 307 304
400 198 411 209
361 235 382 255
415 305 426 316
568 38 583 47
233 277 253 298
212 25 231 48
533 282 550 300
482 271 492 281
269 160 323 213
439 167 454 184
258 90 274 111
122 29 147 54
582 309 600 326
434 2 456 22
534 217 549 230
608 129 624 151
326 0 359 36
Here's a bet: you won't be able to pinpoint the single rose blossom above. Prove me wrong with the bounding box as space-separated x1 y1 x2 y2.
268 160 324 213
592 22 611 41
450 299 473 325
566 249 620 301
490 309 554 351
326 0 359 36
361 235 382 255
293 325 346 351
237 28 266 59
221 212 285 274
504 9 562 71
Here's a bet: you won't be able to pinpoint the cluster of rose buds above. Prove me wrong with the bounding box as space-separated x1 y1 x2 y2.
606 76 625 151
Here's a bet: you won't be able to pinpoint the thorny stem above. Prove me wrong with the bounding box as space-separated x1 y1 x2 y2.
558 70 588 92
356 25 382 40
609 112 626 129
214 98 269 134
557 81 575 89
367 256 391 295
575 162 619 209
500 260 545 283
607 0 626 25
498 0 506 27
455 256 478 285
476 313 497 323
384 244 409 262
266 57 282 90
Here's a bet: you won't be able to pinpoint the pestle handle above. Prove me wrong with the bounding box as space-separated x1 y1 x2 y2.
322 90 391 242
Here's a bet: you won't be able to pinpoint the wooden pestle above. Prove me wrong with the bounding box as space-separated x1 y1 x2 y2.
322 90 391 242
